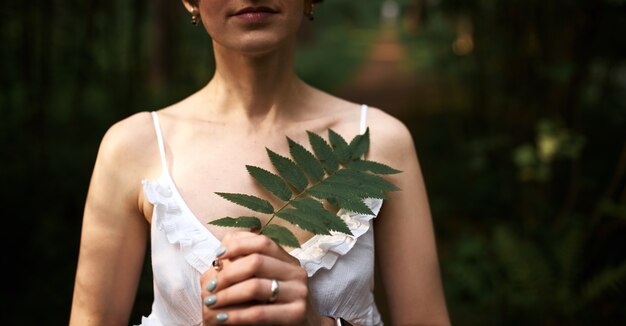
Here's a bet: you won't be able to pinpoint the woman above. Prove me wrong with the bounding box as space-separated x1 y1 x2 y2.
69 0 450 325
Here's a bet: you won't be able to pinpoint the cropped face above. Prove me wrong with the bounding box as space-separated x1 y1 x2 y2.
186 0 310 55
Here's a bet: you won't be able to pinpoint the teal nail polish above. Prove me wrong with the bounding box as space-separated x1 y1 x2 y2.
206 277 217 292
204 295 217 306
215 246 226 257
216 313 228 323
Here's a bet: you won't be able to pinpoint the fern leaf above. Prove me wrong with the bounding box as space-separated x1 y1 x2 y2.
339 169 400 192
290 198 352 235
267 148 308 192
212 129 402 248
348 127 370 160
350 159 402 175
287 137 325 182
276 209 331 235
334 197 375 215
308 179 384 200
308 131 339 173
209 216 262 229
261 224 300 248
246 165 292 201
215 192 274 214
582 261 626 304
328 129 350 164
306 185 375 215
325 171 388 199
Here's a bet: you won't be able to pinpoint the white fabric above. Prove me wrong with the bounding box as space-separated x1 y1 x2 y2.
360 104 368 135
138 106 383 326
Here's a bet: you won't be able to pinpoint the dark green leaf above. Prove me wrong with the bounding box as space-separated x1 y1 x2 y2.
290 198 352 235
267 149 308 193
348 128 370 160
287 137 325 182
308 131 339 173
334 197 375 215
246 165 292 201
215 192 274 214
209 216 262 229
311 176 386 199
339 169 400 192
349 159 402 175
306 187 374 215
329 129 350 164
261 224 301 248
276 208 331 235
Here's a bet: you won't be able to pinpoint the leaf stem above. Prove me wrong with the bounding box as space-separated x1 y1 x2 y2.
258 172 333 233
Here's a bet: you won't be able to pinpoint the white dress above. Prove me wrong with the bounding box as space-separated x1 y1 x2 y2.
139 105 384 326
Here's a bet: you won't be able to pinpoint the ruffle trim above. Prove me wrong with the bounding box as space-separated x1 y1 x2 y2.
290 197 383 277
142 176 219 274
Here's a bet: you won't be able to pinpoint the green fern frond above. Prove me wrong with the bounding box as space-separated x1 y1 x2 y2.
287 137 325 182
329 129 350 163
348 128 370 160
210 216 262 229
582 261 626 304
350 159 402 175
307 130 339 173
209 128 401 248
289 198 351 234
215 193 274 214
267 148 308 192
262 224 300 248
246 165 292 201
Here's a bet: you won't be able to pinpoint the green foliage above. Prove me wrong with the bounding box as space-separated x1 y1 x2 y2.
583 262 626 304
209 217 262 229
215 193 275 215
209 129 401 248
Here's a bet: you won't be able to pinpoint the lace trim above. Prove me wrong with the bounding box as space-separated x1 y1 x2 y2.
142 176 219 274
290 198 383 277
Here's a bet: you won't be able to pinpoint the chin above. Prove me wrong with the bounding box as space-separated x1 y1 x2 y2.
215 32 296 57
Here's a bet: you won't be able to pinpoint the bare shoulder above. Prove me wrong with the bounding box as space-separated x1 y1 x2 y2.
364 107 416 166
96 111 160 178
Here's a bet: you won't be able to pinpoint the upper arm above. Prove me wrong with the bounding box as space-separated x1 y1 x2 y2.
368 109 450 325
70 113 155 325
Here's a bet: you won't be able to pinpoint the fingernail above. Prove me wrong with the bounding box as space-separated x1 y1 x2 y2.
216 313 228 323
206 277 217 292
204 295 217 306
215 246 226 257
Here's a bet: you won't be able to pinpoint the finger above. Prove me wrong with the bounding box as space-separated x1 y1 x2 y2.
217 233 298 265
203 278 307 309
201 302 254 326
206 302 308 325
200 258 232 294
213 253 307 293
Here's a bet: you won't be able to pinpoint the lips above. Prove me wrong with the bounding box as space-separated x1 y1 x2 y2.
232 6 279 16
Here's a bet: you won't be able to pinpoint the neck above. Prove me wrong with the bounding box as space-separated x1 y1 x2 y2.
203 41 309 126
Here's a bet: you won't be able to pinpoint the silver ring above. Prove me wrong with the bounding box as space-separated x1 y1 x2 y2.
268 279 279 303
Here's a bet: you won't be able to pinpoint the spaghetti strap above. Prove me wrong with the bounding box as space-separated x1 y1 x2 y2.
150 111 169 174
359 104 368 135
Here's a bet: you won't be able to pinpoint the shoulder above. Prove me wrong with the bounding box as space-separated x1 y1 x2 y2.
95 111 160 178
364 107 416 166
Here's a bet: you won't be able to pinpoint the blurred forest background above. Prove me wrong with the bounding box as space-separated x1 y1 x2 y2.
2 0 626 324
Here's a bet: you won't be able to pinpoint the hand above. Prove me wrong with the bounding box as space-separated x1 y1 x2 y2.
200 231 323 325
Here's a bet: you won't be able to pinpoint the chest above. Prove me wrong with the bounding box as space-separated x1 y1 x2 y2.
159 127 334 242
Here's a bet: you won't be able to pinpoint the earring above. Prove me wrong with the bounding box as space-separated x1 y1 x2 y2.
304 4 315 21
191 8 200 26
